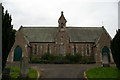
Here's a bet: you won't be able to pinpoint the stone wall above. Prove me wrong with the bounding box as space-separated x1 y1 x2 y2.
30 42 95 59
94 28 114 63
7 31 29 62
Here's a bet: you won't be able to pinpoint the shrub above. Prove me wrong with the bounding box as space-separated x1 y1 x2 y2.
73 53 82 62
41 53 55 61
53 59 70 64
31 60 50 64
52 55 70 64
65 53 73 62
80 57 89 64
65 53 82 63
53 55 65 60
80 57 95 64
30 53 95 64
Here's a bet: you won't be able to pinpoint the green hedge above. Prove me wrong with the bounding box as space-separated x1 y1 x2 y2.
41 53 55 61
31 60 51 64
80 57 95 64
65 53 82 63
31 53 95 64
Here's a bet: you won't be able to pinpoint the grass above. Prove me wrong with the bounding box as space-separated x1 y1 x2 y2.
28 68 38 78
6 65 38 79
86 66 120 79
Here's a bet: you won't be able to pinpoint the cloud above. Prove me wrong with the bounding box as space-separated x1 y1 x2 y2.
1 0 119 38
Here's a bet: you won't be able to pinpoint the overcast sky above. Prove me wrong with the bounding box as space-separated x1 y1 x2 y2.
1 0 120 38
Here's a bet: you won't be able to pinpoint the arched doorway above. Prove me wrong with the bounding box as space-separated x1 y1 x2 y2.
13 46 22 61
102 46 110 65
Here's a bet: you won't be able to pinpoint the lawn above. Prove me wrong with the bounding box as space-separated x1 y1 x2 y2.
86 66 120 79
6 65 38 79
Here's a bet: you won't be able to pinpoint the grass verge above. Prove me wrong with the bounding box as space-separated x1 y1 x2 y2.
6 65 38 79
86 66 120 79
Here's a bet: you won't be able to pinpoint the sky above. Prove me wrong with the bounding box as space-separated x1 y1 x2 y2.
1 0 120 38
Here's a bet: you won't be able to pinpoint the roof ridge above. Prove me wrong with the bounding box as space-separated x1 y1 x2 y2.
66 26 102 28
21 26 102 28
22 27 58 28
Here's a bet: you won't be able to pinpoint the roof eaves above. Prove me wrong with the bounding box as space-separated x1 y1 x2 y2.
69 41 95 43
24 36 30 44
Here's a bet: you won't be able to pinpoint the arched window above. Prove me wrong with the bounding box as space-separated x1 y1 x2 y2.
47 44 50 53
81 46 84 56
74 45 76 54
86 45 89 56
34 45 37 54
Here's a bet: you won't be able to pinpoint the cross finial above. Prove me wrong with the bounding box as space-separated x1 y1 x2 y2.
61 11 63 15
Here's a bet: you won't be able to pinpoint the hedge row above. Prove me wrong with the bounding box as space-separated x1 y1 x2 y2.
30 53 95 64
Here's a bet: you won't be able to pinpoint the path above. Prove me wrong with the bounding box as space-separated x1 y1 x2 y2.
30 64 101 79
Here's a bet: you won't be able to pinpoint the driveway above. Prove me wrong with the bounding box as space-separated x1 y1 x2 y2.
30 64 101 78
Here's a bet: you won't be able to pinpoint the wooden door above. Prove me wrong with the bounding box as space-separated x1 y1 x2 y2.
13 46 22 61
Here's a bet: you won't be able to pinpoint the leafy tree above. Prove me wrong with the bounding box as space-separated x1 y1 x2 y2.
111 29 120 70
2 8 16 71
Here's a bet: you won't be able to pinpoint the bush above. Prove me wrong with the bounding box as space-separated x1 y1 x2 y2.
65 53 73 62
80 57 95 64
51 55 69 64
65 53 82 63
31 60 50 64
73 53 82 62
31 53 95 64
41 53 55 61
53 55 65 60
30 55 51 64
53 59 70 64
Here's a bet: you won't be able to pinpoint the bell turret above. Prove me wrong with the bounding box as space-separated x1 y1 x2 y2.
58 11 67 28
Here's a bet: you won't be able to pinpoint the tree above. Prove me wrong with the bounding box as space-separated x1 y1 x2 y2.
111 29 120 70
2 8 16 71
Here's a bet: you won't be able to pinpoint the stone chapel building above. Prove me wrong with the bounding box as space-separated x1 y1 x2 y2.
8 12 114 63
